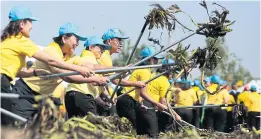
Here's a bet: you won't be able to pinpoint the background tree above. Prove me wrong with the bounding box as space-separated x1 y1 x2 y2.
203 37 253 84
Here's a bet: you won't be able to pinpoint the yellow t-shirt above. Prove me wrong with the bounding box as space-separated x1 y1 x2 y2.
23 42 80 95
0 34 40 81
192 86 204 103
227 94 235 112
248 92 261 112
147 75 170 103
176 89 197 107
52 84 65 98
97 50 115 97
237 91 251 109
66 50 103 98
123 68 153 101
99 50 113 67
205 84 230 105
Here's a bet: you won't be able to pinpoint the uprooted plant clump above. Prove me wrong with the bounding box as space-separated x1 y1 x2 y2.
2 98 260 139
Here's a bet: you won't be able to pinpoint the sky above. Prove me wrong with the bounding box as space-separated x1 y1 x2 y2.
1 1 260 79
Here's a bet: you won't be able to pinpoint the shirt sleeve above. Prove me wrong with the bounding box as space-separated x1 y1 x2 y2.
138 69 151 81
159 79 170 98
19 37 40 57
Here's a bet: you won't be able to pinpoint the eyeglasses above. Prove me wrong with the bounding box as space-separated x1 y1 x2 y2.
111 38 123 46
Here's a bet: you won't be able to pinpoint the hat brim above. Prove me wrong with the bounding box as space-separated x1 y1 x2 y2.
114 36 129 40
27 16 39 21
96 44 112 50
74 34 87 41
154 55 164 59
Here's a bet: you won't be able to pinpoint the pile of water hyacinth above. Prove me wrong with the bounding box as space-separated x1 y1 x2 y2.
1 98 260 139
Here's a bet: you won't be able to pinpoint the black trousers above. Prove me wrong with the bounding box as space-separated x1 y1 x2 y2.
116 95 138 128
248 112 260 130
11 79 39 120
192 104 202 128
204 107 227 132
176 108 193 125
65 91 97 118
135 100 158 137
1 74 13 126
225 111 234 132
135 100 173 137
96 94 117 116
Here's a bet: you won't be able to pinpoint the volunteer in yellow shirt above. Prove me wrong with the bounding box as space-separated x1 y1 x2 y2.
247 85 260 130
203 75 229 132
98 28 145 116
10 23 105 120
237 86 251 126
65 36 111 117
1 7 91 125
174 79 197 125
225 91 236 133
116 46 162 129
135 59 181 137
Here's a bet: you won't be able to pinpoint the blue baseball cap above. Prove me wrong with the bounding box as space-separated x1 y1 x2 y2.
9 6 38 21
162 59 175 65
140 46 164 59
211 75 220 84
102 28 129 41
175 78 182 83
59 23 87 41
204 77 211 83
219 80 224 86
194 79 201 86
84 36 111 50
250 85 257 92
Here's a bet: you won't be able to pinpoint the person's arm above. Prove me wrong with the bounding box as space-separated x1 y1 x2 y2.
32 50 93 77
112 79 146 88
139 87 167 111
17 68 51 78
62 74 109 85
80 60 113 70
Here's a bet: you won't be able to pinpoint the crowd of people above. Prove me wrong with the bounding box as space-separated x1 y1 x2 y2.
1 6 260 138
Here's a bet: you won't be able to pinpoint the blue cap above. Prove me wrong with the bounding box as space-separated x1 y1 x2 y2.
9 6 38 21
140 46 164 59
162 59 175 65
211 75 220 84
59 23 87 41
194 79 201 86
181 78 190 84
84 36 111 50
176 78 182 83
204 77 211 83
219 80 224 86
250 85 257 92
190 81 195 86
102 28 129 41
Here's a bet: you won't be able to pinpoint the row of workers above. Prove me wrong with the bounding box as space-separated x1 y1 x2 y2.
0 6 179 138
